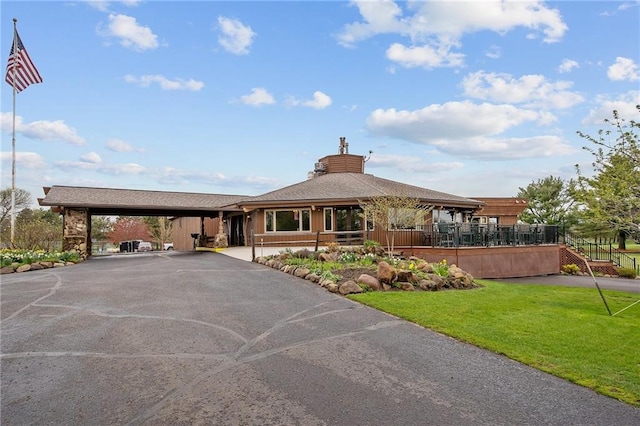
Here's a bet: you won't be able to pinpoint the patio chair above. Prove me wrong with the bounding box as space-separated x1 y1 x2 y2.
437 223 455 247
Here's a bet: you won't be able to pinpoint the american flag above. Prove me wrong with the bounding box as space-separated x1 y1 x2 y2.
5 29 42 93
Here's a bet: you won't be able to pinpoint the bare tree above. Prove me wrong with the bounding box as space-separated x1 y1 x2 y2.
359 195 432 255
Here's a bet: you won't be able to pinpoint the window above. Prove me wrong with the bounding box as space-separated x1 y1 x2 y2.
390 208 426 230
324 208 333 231
265 209 311 232
336 208 363 232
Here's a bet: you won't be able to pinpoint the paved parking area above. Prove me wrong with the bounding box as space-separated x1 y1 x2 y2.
1 252 639 425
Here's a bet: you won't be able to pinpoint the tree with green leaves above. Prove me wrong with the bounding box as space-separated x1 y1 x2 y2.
142 216 173 249
11 208 62 251
91 216 114 253
517 176 576 226
571 105 640 249
359 195 432 255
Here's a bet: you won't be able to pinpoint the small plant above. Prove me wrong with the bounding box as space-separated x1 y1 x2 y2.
358 253 376 267
432 259 449 277
617 267 637 279
320 270 342 282
562 264 581 275
339 251 359 264
358 283 373 292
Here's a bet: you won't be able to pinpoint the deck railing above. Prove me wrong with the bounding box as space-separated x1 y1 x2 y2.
423 223 559 248
563 233 638 274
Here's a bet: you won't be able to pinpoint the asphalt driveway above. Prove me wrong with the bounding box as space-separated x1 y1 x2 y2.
1 252 639 425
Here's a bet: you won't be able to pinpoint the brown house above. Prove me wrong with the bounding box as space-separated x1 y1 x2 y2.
39 138 527 253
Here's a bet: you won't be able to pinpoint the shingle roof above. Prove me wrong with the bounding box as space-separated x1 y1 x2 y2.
39 174 482 215
39 186 249 213
237 173 482 208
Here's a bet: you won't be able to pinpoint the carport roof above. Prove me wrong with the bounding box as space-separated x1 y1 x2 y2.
39 186 249 216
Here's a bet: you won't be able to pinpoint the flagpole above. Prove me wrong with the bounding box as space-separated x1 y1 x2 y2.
10 18 18 247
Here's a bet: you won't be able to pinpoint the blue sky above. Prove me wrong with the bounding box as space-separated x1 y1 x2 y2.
1 0 639 207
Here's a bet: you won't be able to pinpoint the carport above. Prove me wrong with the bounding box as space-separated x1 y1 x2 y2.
38 185 249 258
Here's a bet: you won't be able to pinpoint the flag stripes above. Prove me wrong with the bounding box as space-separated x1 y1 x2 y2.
5 30 42 93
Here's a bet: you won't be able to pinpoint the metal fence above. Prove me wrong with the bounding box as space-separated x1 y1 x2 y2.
423 223 559 248
563 233 638 274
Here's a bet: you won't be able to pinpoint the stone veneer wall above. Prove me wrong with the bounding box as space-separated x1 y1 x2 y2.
63 208 90 259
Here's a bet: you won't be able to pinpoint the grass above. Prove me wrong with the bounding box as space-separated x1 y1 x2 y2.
349 280 640 406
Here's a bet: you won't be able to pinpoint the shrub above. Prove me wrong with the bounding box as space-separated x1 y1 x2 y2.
432 259 449 277
562 264 581 275
326 242 340 252
617 267 637 279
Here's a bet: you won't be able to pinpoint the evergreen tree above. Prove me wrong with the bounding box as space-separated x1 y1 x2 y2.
571 106 640 249
517 176 576 226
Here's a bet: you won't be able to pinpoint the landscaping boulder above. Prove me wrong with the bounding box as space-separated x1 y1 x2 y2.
357 274 380 291
318 252 338 262
339 280 363 295
399 282 414 291
377 261 398 284
418 279 439 291
30 263 44 271
305 273 320 283
16 264 31 273
326 283 339 293
294 268 310 278
1 266 15 274
397 270 419 283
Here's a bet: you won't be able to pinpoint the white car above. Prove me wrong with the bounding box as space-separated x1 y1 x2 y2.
163 243 174 250
138 242 152 252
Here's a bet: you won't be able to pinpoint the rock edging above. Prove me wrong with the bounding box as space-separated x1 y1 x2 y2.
253 253 479 296
0 261 76 275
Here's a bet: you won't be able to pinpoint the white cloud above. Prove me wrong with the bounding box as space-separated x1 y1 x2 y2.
85 0 141 12
239 88 275 106
366 101 575 159
81 152 102 164
99 14 159 51
337 0 407 47
0 151 46 169
607 57 640 81
558 58 579 73
582 91 640 125
158 167 227 185
56 160 147 175
288 91 333 109
385 42 464 69
461 71 584 109
367 153 464 173
22 120 86 145
106 138 143 152
124 74 204 91
337 0 568 67
485 45 501 59
0 113 85 145
217 16 256 55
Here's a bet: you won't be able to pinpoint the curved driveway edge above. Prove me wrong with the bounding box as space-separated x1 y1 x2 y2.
2 252 638 425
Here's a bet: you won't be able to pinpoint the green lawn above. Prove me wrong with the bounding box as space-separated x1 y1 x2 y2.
349 280 640 406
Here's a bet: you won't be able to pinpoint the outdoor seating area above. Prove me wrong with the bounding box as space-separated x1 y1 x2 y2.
424 223 559 248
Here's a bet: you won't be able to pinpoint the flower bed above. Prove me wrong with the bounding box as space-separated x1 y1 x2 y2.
0 249 80 274
253 244 480 295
